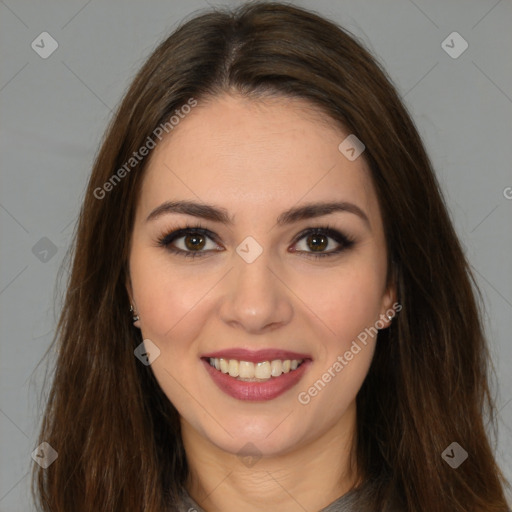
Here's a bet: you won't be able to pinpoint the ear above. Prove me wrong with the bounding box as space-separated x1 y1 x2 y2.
125 271 141 330
378 266 399 329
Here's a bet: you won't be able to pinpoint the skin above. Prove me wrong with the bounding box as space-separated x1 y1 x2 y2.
126 94 396 512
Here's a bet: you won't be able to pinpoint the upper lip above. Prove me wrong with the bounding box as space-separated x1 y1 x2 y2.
201 348 312 363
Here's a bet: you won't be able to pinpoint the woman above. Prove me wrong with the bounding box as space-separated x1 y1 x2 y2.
32 2 510 511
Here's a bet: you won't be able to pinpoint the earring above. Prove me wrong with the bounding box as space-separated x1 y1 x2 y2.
129 304 139 322
387 314 393 321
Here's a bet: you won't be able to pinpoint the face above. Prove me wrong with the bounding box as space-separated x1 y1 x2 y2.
127 94 396 458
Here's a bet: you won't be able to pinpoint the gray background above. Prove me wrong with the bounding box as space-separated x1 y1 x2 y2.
1 0 511 509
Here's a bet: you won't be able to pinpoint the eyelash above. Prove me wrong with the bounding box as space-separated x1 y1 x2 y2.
156 223 355 259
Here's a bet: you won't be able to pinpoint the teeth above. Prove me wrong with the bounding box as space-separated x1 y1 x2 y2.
219 358 229 373
255 361 271 379
239 361 253 379
228 359 239 377
270 360 282 377
208 357 304 380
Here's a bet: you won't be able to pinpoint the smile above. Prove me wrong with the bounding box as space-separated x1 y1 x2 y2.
208 357 305 381
201 355 312 401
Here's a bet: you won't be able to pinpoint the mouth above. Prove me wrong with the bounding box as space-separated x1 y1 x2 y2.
205 357 306 381
200 349 312 401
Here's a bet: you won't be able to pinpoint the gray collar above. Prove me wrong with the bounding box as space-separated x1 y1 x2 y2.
177 480 376 512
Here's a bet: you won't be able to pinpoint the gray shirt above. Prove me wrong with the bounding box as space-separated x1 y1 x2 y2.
175 478 397 511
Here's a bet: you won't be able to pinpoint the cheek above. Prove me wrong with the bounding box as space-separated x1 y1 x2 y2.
295 267 382 417
299 263 384 347
130 246 187 337
129 245 221 359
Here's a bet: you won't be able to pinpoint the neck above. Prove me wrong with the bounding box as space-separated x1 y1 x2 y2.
181 401 361 512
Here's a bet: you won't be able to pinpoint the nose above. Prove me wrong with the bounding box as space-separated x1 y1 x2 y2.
218 244 294 334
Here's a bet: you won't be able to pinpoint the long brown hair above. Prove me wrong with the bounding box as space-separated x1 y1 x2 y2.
32 2 510 510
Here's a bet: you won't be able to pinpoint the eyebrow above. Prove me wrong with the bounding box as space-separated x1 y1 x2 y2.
145 200 370 229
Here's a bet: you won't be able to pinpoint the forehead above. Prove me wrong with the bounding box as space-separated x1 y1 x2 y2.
138 94 380 227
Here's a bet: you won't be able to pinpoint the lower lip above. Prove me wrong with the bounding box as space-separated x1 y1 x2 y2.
202 358 312 401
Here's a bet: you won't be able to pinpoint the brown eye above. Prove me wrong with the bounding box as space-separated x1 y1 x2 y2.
306 233 329 252
184 233 206 251
158 226 221 258
292 227 355 258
